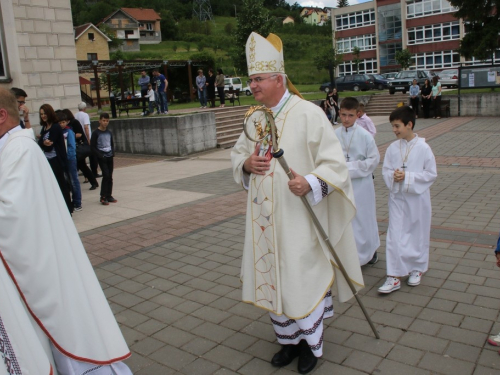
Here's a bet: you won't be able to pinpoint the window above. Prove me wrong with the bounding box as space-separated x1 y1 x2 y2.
125 30 134 39
87 53 97 61
379 42 402 67
337 34 376 53
463 50 500 66
378 3 402 42
414 50 460 69
407 0 457 19
0 9 9 81
146 23 153 30
335 9 375 30
339 58 378 75
407 22 460 45
90 78 96 90
88 33 94 41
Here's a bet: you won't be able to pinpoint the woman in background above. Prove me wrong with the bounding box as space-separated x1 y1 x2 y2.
215 68 226 108
421 79 432 119
431 76 442 119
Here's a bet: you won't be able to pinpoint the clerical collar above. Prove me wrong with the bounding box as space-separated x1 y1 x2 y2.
0 125 22 153
270 89 290 113
401 134 418 144
343 124 357 132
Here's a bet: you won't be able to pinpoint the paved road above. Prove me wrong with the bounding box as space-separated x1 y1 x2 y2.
74 115 500 374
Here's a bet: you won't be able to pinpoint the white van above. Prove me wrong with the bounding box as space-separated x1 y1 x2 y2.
224 77 243 92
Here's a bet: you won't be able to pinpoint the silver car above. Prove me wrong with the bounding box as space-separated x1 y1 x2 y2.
439 69 459 88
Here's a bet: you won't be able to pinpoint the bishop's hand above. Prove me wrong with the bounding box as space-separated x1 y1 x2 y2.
288 169 312 196
243 143 270 175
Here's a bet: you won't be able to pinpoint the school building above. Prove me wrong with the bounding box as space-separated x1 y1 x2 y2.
331 0 500 76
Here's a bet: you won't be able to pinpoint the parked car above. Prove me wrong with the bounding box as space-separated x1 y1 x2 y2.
224 77 243 92
336 74 375 92
382 72 398 80
388 70 430 94
368 74 390 90
424 70 439 80
319 82 334 92
241 86 252 96
439 69 459 88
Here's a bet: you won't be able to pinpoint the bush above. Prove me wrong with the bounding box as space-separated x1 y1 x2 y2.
224 22 234 35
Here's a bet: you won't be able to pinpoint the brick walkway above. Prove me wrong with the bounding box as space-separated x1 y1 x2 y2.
76 115 500 374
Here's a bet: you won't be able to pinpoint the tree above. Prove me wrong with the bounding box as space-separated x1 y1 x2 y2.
395 48 413 70
231 0 275 74
98 24 123 50
160 10 179 41
313 46 344 88
450 0 500 61
337 0 349 7
352 46 361 74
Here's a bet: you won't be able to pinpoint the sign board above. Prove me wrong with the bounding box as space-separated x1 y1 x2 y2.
459 65 500 88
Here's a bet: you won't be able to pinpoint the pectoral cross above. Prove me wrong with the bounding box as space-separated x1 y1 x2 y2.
346 154 350 161
401 163 407 169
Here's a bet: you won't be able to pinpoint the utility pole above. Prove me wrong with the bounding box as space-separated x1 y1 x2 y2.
193 0 214 22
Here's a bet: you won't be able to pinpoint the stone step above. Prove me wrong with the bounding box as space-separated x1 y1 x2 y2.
214 105 250 148
216 128 243 138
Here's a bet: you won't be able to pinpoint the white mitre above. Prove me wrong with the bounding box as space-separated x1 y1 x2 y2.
245 32 303 99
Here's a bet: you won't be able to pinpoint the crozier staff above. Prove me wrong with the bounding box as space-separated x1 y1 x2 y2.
231 32 364 374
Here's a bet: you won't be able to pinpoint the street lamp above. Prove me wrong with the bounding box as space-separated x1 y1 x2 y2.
91 60 102 111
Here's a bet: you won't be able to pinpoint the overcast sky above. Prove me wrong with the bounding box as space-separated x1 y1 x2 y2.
286 0 372 8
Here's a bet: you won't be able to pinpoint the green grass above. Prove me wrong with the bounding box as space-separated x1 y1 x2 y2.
443 87 500 95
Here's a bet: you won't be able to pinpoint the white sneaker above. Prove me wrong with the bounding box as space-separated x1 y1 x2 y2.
334 122 338 125
378 277 401 294
487 332 500 346
407 271 422 286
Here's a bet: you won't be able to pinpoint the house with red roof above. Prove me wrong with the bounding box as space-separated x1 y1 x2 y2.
121 8 162 44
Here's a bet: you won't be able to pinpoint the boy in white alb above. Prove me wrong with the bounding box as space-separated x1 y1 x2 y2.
335 97 380 266
379 106 437 293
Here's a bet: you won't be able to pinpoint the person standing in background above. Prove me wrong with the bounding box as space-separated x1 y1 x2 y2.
138 70 150 116
196 69 207 108
10 87 31 129
216 68 226 108
409 79 420 118
153 69 169 114
206 68 216 108
75 102 101 179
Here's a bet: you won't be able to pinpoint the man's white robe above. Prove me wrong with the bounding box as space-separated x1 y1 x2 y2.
231 94 364 319
335 124 380 265
382 136 437 276
0 129 130 372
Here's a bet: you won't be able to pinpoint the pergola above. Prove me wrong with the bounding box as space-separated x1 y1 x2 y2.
77 59 206 110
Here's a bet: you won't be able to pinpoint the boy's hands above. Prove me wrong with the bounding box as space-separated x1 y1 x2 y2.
394 169 405 183
496 252 500 268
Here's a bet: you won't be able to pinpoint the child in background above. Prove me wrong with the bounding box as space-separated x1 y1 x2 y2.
356 103 376 137
57 110 82 212
335 97 380 266
379 106 437 293
145 83 155 115
91 113 116 206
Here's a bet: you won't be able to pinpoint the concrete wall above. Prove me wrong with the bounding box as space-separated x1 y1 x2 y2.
447 93 500 117
91 112 217 156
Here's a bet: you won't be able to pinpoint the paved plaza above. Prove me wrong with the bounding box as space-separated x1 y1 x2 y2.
73 115 500 374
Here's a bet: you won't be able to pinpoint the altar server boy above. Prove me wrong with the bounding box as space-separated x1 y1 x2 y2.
336 97 380 266
378 106 437 293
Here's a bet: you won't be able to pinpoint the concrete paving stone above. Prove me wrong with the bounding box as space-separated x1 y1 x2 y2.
418 352 475 375
169 273 194 284
115 308 150 328
212 369 240 375
426 269 452 279
152 325 196 347
332 315 376 337
123 353 157 373
376 358 431 375
384 290 432 307
103 286 122 299
459 259 494 269
120 325 147 344
246 339 281 362
191 322 236 344
408 284 439 297
181 337 218 356
206 253 237 264
213 264 241 276
419 307 464 327
134 262 159 273
175 300 204 314
132 271 157 284
445 342 482 363
343 333 394 357
241 321 277 342
208 284 236 297
420 276 446 288
191 306 233 324
357 295 397 312
222 332 259 352
180 358 221 375
228 302 268 321
477 269 500 280
475 295 500 310
134 318 166 336
115 266 145 279
386 345 424 366
454 302 498 321
148 265 180 279
343 349 383 373
461 316 494 334
438 256 461 265
321 341 353 364
184 290 221 305
103 274 128 286
370 310 414 330
442 280 469 292
149 344 197 370
314 361 369 375
391 303 423 318
473 365 500 375
144 277 177 292
435 288 476 303
179 264 210 277
115 279 149 294
398 331 449 354
208 296 240 311
467 284 500 299
484 277 500 288
146 306 185 325
150 292 185 308
144 254 172 266
344 305 376 320
172 314 205 332
220 315 253 331
237 357 276 375
438 325 488 347
454 265 480 276
109 291 145 308
109 302 128 315
198 260 225 271
408 319 442 336
185 278 218 292
130 336 166 356
202 345 253 371
199 270 226 282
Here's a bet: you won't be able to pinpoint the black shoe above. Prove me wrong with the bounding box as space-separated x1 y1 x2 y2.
298 340 318 374
89 185 98 190
94 173 102 178
107 196 117 203
271 344 300 367
368 251 378 265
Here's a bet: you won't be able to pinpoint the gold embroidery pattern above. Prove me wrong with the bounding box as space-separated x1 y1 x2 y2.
247 60 285 73
249 35 256 63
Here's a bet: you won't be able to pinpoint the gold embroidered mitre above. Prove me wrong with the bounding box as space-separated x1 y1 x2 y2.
245 32 303 99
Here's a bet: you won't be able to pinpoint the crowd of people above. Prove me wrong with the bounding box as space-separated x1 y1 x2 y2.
196 68 227 108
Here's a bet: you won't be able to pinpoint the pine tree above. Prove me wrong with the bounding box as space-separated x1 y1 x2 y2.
231 0 275 74
449 0 500 61
337 0 349 8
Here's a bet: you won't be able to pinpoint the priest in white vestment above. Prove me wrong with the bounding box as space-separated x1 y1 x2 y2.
379 106 437 294
0 88 132 374
231 32 364 374
335 97 380 266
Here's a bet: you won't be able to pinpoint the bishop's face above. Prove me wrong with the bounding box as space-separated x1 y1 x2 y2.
248 73 283 108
